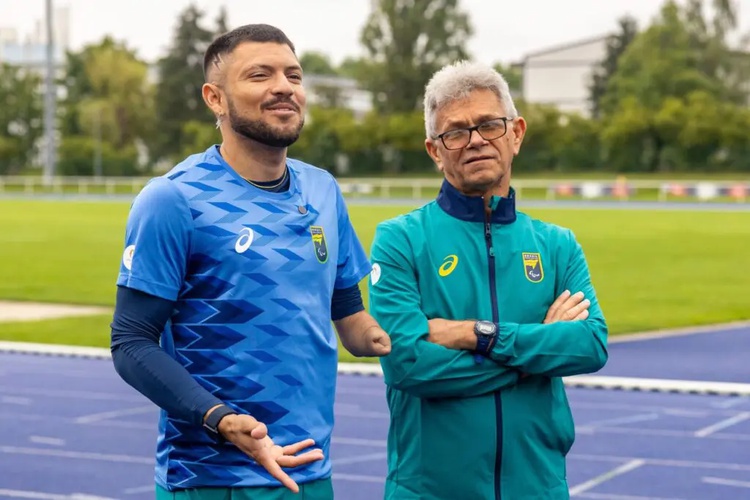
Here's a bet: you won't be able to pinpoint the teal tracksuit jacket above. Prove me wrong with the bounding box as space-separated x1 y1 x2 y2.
368 180 608 499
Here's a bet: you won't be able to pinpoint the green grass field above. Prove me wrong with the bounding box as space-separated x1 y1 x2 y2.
0 199 749 363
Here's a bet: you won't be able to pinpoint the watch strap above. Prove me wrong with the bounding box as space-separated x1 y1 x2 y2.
203 404 237 442
474 321 498 357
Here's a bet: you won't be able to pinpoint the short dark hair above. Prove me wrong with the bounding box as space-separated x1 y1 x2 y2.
203 24 296 81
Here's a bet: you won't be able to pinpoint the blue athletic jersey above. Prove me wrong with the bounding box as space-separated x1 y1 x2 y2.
116 145 371 490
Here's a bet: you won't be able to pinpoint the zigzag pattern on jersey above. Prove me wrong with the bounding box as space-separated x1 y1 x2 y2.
162 161 327 486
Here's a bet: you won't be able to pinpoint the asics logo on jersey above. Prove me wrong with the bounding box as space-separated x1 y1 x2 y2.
235 227 254 253
438 254 459 277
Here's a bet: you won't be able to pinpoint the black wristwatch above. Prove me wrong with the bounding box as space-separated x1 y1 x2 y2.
203 404 238 443
474 320 498 361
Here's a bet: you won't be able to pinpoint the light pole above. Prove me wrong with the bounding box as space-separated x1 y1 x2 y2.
43 0 56 185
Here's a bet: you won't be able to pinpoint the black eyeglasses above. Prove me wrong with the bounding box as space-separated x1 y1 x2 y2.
435 117 514 150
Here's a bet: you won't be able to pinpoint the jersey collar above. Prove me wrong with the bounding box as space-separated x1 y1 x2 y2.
436 179 517 224
207 144 302 197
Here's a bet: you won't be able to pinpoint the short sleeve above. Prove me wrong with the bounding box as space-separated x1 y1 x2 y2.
116 177 192 301
333 183 371 289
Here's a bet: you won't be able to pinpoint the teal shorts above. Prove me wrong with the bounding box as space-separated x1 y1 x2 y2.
155 478 333 500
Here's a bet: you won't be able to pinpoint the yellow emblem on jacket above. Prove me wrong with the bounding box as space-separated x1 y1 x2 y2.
438 254 459 277
523 252 543 283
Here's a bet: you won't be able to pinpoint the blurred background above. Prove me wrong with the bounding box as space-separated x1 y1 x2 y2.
0 1 749 499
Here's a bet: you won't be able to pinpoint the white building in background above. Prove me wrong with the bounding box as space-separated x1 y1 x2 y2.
304 74 373 118
0 4 70 69
520 35 608 117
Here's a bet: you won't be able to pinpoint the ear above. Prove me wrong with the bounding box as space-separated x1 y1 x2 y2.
202 83 225 117
425 138 444 172
510 116 527 156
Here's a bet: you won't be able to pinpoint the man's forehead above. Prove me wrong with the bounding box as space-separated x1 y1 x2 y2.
437 93 506 129
228 42 299 70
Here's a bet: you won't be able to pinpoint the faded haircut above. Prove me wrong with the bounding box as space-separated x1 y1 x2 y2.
203 23 296 82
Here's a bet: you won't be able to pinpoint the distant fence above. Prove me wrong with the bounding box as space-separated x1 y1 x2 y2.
0 176 748 203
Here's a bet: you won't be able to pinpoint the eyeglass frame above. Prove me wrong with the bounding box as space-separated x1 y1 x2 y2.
434 117 515 150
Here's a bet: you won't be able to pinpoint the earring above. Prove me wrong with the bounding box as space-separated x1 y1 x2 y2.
215 114 223 129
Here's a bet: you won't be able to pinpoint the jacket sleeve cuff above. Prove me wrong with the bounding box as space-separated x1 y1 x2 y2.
489 322 517 363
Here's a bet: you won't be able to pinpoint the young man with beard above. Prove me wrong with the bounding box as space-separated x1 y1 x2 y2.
110 24 391 500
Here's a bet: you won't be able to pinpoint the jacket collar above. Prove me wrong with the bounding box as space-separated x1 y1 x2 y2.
436 179 517 224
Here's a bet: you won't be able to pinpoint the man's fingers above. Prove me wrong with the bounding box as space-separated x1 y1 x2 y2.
259 455 299 493
551 290 571 308
544 290 571 321
277 449 325 468
560 291 585 311
281 439 316 456
575 309 590 321
564 299 591 320
250 423 268 439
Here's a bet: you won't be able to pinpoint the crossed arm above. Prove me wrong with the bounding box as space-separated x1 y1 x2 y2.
368 224 608 400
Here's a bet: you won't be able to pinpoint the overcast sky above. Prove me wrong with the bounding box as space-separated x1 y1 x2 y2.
2 0 749 65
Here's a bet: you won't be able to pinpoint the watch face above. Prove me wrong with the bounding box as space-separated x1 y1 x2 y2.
476 321 495 335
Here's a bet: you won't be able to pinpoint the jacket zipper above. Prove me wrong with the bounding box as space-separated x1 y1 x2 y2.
485 215 502 500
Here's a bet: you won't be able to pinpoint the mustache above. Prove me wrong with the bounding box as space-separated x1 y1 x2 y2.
262 98 300 112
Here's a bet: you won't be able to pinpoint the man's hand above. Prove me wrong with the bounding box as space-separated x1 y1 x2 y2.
363 325 392 356
218 414 324 493
335 311 391 357
427 319 476 351
544 290 590 324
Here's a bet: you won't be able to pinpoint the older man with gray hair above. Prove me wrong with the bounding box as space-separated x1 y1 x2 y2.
367 60 609 499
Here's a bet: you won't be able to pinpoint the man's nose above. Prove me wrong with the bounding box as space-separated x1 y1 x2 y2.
467 129 488 147
270 73 295 95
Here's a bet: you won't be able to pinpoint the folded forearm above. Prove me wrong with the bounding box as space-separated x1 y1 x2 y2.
383 339 520 398
489 319 608 377
334 310 379 356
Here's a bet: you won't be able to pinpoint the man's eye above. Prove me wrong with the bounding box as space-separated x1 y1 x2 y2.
443 131 465 140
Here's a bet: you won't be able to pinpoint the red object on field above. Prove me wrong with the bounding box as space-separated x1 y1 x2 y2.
668 184 687 197
728 184 748 200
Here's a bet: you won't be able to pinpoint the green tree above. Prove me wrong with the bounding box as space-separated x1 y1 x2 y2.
59 48 94 138
58 37 154 175
180 120 220 160
360 0 473 113
588 16 639 119
513 101 565 173
338 57 371 82
80 40 154 148
299 51 338 75
0 64 42 174
599 0 749 172
152 4 216 163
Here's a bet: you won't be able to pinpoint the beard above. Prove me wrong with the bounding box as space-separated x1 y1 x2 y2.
227 97 304 148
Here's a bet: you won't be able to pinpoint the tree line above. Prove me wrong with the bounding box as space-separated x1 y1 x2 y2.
0 0 748 177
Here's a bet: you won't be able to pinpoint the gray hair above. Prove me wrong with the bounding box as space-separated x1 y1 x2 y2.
423 60 518 139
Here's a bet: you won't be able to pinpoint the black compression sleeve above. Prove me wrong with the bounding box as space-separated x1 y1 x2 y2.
331 284 365 321
110 286 223 426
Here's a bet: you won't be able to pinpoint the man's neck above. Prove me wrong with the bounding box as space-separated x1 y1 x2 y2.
219 132 287 182
450 177 510 208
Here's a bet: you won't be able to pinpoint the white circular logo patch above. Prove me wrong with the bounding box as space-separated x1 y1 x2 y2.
235 227 254 254
122 245 135 271
371 263 382 285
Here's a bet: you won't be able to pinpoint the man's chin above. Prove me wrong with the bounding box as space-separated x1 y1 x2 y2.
257 135 300 148
234 127 301 148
